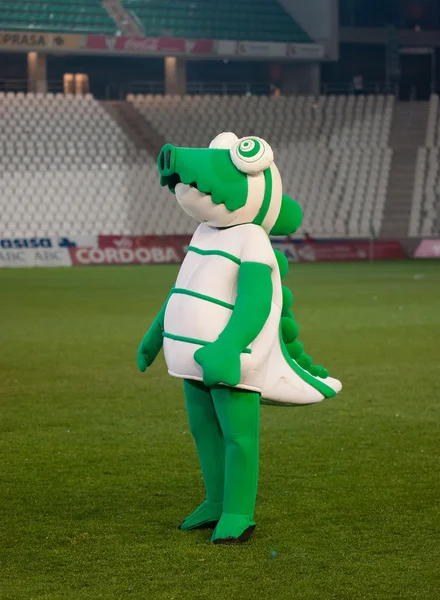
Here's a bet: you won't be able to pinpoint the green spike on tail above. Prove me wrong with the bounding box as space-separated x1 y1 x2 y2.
273 249 329 380
271 194 330 380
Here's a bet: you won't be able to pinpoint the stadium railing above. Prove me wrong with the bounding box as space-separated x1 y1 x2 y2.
0 79 273 98
111 81 273 98
321 82 399 96
0 79 64 94
0 78 398 99
114 81 398 98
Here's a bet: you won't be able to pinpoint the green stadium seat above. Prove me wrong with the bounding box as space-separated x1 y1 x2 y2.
0 0 118 34
0 0 311 41
122 0 313 43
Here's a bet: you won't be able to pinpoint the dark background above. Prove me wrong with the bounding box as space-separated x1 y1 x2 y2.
1 1 439 99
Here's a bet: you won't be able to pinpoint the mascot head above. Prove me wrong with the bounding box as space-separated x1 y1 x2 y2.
157 132 302 236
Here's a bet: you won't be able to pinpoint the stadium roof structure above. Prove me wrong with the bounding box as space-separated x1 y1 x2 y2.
0 0 325 60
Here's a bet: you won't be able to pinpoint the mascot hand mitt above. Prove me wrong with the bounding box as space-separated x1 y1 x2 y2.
137 132 342 545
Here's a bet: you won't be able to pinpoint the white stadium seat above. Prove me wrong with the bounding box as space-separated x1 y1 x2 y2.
409 94 440 236
129 93 395 237
0 92 397 238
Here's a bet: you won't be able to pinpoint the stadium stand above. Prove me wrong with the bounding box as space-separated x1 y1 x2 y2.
0 92 398 238
129 94 394 237
409 95 440 237
410 147 439 236
122 0 312 43
0 0 118 34
0 92 186 237
0 92 396 239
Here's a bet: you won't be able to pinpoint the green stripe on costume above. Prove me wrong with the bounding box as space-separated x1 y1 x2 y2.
163 332 252 354
187 246 241 265
253 168 273 226
172 288 234 311
279 332 337 399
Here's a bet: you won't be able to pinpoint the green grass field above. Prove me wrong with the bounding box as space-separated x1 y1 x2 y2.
1 261 440 600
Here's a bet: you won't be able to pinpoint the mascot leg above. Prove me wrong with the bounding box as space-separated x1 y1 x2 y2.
210 387 260 544
179 379 224 530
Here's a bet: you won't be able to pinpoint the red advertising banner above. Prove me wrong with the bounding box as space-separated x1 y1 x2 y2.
86 35 323 59
273 240 406 263
413 239 440 258
86 35 213 55
69 235 190 266
69 235 406 267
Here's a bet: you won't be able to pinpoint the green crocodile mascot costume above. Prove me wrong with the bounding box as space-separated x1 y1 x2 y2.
137 132 342 545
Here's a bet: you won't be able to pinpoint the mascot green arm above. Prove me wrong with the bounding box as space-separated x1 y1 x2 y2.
137 290 173 372
194 262 272 387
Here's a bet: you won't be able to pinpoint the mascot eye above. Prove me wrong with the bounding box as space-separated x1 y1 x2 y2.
238 138 262 158
230 136 274 174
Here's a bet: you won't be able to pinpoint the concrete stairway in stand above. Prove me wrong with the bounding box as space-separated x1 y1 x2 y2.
101 101 166 158
381 102 429 238
101 0 143 36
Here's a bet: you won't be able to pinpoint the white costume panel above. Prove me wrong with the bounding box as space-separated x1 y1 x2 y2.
163 222 342 404
163 223 281 392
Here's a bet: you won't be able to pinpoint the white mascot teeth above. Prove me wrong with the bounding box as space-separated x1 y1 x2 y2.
175 183 234 226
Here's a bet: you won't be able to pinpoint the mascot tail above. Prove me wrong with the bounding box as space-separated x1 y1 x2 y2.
261 195 342 406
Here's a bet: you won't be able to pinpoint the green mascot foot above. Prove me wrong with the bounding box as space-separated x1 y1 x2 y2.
211 513 256 545
178 501 223 531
